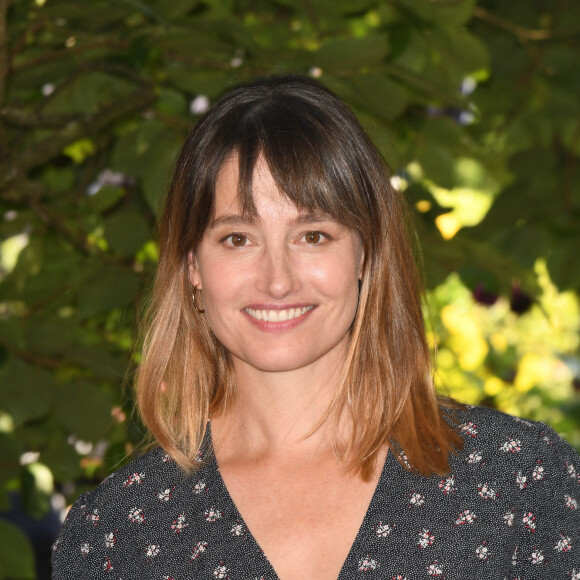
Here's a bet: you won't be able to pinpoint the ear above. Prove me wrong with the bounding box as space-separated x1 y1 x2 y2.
187 250 202 289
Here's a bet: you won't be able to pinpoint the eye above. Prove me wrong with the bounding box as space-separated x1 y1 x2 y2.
302 231 326 244
224 233 248 247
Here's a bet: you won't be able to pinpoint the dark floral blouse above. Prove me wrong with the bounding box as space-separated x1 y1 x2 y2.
52 406 580 579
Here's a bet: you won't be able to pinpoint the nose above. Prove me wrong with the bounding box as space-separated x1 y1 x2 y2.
256 245 300 299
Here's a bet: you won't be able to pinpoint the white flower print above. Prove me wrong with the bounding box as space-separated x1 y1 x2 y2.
515 471 528 490
195 449 204 463
104 532 116 548
529 549 544 564
204 507 223 522
157 488 173 502
417 528 435 549
503 510 514 527
438 476 456 495
513 417 533 427
391 576 408 580
87 508 100 527
566 462 579 481
358 556 379 571
512 547 517 566
522 511 536 532
554 534 572 553
454 509 477 525
427 561 443 576
399 452 411 469
532 462 545 481
103 556 114 571
541 433 553 445
500 438 522 453
191 541 208 560
477 483 498 500
213 562 230 578
52 539 59 552
461 422 478 437
375 522 395 538
570 569 580 580
161 452 172 462
80 542 90 556
408 492 424 507
128 507 145 524
123 472 145 487
171 513 188 533
145 543 160 559
230 522 246 537
466 450 483 465
193 480 207 494
476 543 490 560
565 494 578 510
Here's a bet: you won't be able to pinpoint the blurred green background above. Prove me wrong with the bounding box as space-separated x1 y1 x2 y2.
0 0 579 577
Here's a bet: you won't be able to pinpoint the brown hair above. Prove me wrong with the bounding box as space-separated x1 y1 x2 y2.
136 75 463 480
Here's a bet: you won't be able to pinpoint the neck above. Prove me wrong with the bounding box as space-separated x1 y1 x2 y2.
213 352 346 459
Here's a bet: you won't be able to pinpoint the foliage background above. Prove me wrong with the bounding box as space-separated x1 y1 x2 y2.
0 0 579 576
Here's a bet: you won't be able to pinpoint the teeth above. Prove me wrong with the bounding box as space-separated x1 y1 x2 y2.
245 306 314 322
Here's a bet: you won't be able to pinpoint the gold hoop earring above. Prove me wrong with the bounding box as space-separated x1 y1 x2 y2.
192 287 205 313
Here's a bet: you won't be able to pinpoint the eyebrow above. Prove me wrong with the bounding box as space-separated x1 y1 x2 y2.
209 211 336 229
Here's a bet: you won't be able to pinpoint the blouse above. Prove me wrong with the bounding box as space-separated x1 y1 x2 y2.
52 405 580 579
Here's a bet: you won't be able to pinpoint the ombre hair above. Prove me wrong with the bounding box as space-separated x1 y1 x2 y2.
136 74 463 480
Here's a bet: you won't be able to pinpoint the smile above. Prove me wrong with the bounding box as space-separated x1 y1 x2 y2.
244 306 314 322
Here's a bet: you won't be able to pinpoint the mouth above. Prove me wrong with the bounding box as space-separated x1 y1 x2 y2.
244 306 315 323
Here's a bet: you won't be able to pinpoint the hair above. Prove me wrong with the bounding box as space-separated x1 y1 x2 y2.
136 74 463 480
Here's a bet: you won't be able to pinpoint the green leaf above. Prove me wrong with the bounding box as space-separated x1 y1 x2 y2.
111 120 182 212
0 237 83 305
547 243 580 291
151 0 199 19
86 185 125 214
164 66 231 97
43 72 137 115
393 0 477 27
0 434 21 510
103 209 151 256
347 73 409 122
0 520 36 580
314 34 389 72
53 382 113 441
0 357 53 425
77 263 140 318
417 142 456 189
41 440 83 482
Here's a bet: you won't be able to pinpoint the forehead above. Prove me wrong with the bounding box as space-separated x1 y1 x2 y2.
213 155 328 223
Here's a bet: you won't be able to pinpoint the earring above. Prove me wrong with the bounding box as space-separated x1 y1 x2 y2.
192 286 205 313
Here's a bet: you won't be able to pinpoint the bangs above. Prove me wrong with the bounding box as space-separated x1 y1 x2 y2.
224 96 376 234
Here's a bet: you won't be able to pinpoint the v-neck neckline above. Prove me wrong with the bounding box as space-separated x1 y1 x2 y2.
206 423 397 580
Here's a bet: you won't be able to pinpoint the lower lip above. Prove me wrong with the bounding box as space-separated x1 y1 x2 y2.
242 307 316 332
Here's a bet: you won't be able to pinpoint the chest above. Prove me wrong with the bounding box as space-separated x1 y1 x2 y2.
218 457 383 580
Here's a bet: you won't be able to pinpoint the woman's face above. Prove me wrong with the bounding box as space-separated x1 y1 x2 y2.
189 156 364 377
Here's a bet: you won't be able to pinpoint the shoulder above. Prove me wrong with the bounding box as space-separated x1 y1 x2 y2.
448 404 580 491
51 447 194 577
450 403 571 449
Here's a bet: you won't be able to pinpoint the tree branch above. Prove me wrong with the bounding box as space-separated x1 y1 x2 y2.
11 40 130 73
0 107 81 127
0 0 11 153
473 7 580 41
0 87 156 192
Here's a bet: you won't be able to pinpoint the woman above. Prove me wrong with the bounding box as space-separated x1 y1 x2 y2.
53 75 579 579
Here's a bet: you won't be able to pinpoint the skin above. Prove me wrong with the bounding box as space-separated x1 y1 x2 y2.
188 156 387 580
